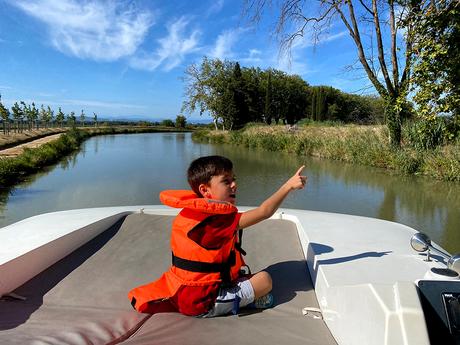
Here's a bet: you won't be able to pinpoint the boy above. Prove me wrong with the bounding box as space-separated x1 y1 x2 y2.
128 155 307 317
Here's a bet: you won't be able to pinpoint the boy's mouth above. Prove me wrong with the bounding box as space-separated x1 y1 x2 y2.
229 194 236 198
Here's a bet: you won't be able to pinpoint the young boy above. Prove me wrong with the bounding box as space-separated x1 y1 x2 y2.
128 155 307 317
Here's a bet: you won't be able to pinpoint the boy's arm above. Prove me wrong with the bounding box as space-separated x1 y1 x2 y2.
238 166 307 229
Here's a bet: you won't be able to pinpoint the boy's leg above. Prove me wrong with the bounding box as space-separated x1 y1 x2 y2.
248 271 272 299
202 271 273 318
201 278 255 318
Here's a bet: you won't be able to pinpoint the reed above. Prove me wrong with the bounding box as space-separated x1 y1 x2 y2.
192 125 460 182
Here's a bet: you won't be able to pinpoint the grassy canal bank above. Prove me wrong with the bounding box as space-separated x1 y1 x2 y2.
192 124 460 182
0 126 189 186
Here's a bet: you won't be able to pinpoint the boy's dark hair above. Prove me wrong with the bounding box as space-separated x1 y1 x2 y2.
188 155 233 197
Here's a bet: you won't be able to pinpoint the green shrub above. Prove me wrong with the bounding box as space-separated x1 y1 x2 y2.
403 118 447 150
190 125 459 181
0 129 89 186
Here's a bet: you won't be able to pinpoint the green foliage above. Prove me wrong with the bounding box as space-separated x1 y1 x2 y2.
0 129 89 186
297 118 342 127
410 0 460 118
175 115 187 128
191 130 227 144
67 112 76 127
403 118 447 150
160 119 175 127
182 57 385 129
193 125 460 181
0 95 10 134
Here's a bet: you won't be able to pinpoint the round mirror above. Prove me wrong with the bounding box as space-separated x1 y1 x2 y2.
447 254 460 275
410 233 431 252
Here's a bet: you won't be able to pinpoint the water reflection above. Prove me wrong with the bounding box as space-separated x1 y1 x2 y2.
0 133 459 253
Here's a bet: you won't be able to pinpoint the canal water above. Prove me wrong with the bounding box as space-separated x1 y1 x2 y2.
1 132 459 253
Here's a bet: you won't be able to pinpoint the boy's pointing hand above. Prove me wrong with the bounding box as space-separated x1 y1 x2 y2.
286 165 307 190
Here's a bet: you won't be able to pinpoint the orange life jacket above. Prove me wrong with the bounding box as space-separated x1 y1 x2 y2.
128 190 247 316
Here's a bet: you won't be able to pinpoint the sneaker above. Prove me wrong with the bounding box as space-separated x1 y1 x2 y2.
251 293 274 309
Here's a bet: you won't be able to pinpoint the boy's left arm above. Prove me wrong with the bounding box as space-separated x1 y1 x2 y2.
238 166 307 229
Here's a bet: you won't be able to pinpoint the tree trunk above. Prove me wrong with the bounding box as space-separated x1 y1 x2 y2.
384 97 402 147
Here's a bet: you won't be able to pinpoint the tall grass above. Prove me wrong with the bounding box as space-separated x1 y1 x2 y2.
0 129 89 186
192 125 460 182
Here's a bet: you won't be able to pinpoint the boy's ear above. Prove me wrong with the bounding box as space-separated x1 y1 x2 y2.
198 183 211 198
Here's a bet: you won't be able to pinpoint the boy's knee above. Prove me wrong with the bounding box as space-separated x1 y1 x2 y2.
261 271 272 290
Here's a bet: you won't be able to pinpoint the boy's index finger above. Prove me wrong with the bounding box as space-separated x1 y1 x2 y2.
296 165 305 176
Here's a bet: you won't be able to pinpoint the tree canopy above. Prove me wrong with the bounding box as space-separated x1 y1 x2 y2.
182 57 385 128
408 0 459 119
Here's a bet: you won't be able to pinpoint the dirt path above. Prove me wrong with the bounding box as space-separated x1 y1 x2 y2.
0 133 64 158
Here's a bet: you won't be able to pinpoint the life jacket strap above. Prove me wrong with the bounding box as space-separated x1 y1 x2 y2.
172 252 235 286
235 229 246 256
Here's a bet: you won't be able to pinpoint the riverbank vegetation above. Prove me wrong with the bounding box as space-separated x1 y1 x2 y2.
193 122 460 182
0 126 190 187
0 129 89 186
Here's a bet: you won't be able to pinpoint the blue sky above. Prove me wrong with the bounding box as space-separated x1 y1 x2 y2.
0 0 373 121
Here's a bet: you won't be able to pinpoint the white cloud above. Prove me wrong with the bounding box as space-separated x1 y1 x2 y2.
210 28 243 60
207 0 225 16
129 16 200 71
11 0 153 61
275 30 347 75
2 98 146 110
63 99 146 109
291 30 348 50
241 49 262 64
206 0 225 17
323 31 348 43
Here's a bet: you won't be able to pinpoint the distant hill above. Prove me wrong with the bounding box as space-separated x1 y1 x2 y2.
97 115 212 124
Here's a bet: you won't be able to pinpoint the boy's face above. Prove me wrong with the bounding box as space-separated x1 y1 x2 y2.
199 171 237 204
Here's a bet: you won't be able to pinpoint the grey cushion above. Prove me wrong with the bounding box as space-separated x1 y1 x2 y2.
0 214 336 345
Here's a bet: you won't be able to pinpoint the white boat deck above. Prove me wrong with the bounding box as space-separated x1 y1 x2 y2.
0 210 337 345
1 206 453 344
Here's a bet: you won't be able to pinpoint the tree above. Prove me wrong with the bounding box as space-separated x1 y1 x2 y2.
46 106 54 128
244 0 422 146
409 0 459 119
30 103 39 129
11 102 23 133
242 66 265 123
175 115 187 128
161 119 175 127
23 102 34 130
39 105 46 129
264 70 273 124
67 111 76 127
182 57 237 130
80 110 86 127
56 107 65 127
0 95 10 134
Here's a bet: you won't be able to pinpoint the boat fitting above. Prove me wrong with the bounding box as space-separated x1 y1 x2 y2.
410 232 460 276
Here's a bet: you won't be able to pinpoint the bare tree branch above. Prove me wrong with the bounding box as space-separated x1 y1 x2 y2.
388 0 399 89
358 0 374 16
334 1 388 97
371 0 395 96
